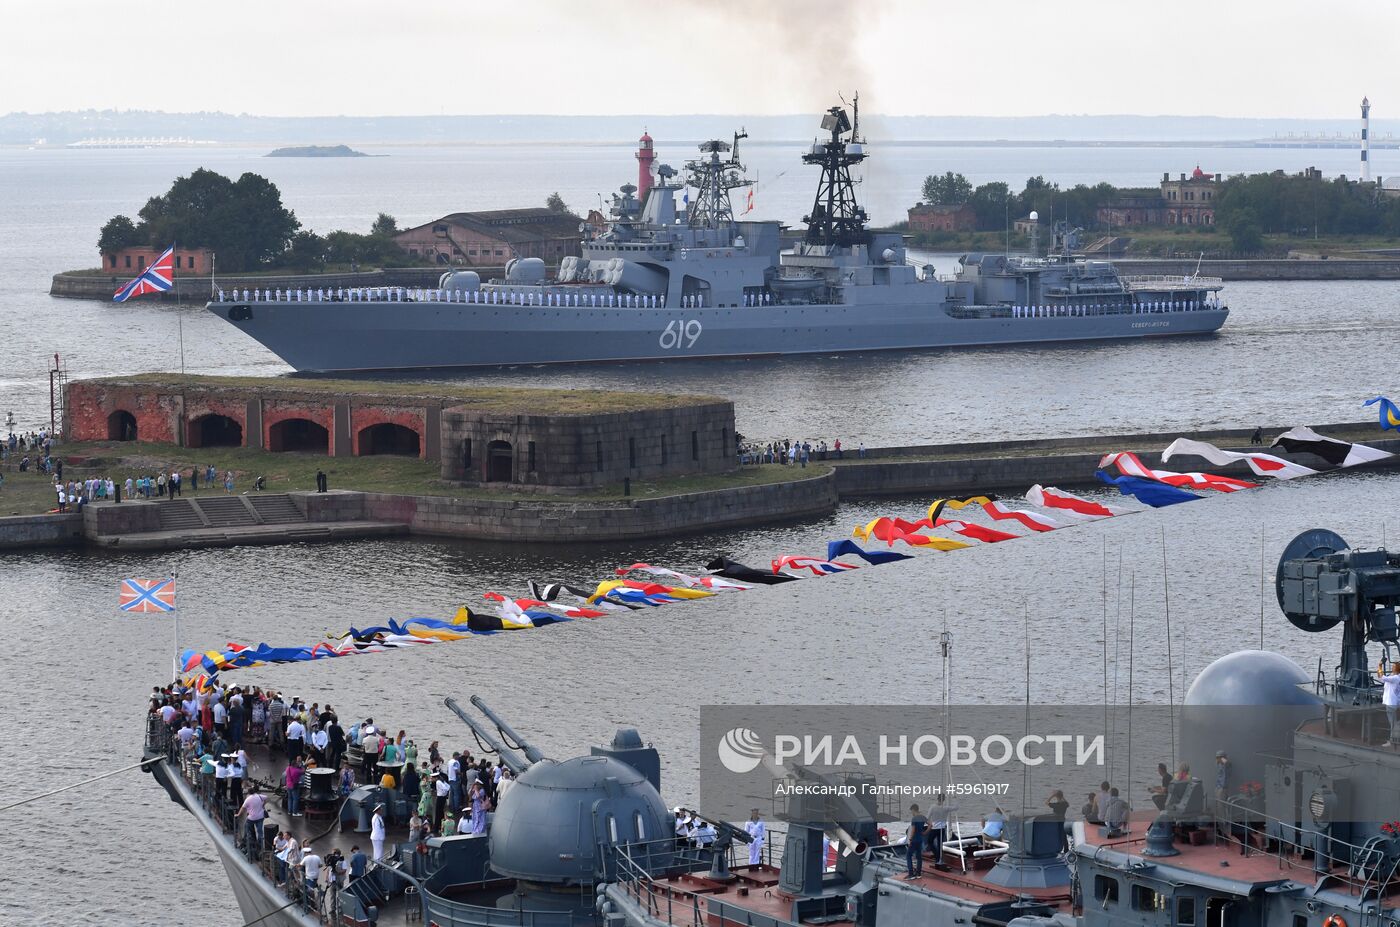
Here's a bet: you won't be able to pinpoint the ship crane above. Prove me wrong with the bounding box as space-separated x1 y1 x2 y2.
802 92 870 248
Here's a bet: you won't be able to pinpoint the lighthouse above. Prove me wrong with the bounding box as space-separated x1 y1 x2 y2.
1361 97 1372 183
636 131 656 202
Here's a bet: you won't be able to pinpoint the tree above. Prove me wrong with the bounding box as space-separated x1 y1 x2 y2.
545 192 568 213
283 231 327 272
920 172 972 206
370 213 398 237
1222 207 1263 253
968 181 1012 231
98 215 142 254
119 168 300 272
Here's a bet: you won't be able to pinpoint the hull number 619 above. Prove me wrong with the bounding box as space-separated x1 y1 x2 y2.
660 319 703 349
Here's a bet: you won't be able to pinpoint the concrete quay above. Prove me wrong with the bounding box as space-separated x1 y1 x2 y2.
3 421 1395 551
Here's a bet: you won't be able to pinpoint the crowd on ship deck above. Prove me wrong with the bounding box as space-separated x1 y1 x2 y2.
148 681 518 915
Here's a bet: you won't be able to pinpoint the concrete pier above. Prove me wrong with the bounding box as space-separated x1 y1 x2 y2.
3 421 1395 550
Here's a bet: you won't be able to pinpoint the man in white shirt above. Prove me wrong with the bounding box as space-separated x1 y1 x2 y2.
434 773 450 833
448 753 462 811
286 717 306 762
1381 660 1400 744
300 850 323 906
744 810 765 866
692 820 716 849
311 726 329 766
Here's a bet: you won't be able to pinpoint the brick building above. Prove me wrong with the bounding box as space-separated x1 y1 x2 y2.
64 375 734 491
393 208 582 266
1160 167 1221 226
1095 167 1221 228
101 246 214 275
907 203 977 233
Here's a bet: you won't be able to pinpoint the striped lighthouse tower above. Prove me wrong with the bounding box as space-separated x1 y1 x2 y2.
1361 96 1372 183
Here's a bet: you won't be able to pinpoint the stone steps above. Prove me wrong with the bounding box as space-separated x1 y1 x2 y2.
193 495 259 528
249 494 306 525
157 499 206 531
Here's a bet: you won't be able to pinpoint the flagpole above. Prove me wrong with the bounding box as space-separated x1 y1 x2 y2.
171 568 180 683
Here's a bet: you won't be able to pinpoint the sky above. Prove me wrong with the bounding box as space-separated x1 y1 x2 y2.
5 0 1395 119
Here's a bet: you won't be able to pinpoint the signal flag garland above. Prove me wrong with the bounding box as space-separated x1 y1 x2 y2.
177 420 1394 687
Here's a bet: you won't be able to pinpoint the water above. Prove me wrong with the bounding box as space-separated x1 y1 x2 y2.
3 141 1399 925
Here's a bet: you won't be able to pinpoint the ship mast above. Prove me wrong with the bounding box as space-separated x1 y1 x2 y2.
684 131 750 230
802 93 870 247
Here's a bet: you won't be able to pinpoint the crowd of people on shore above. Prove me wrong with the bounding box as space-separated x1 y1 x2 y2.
738 438 867 467
148 680 517 911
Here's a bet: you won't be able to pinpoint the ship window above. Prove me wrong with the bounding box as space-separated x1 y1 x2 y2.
1174 896 1197 924
691 430 699 461
607 814 619 844
1133 885 1166 912
1094 875 1119 906
528 440 537 472
628 437 637 469
634 812 646 839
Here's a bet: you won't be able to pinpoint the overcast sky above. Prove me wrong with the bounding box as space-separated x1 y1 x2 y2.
7 0 1393 119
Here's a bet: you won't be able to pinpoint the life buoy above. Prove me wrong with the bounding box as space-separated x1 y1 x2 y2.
1324 914 1347 927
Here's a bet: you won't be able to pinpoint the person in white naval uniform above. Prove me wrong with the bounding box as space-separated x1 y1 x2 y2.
744 809 765 866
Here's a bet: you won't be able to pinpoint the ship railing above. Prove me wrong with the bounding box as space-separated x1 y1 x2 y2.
945 299 1220 321
1120 274 1225 291
606 838 723 927
214 285 672 310
1215 796 1399 904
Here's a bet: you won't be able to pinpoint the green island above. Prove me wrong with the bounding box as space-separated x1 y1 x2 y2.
265 144 371 158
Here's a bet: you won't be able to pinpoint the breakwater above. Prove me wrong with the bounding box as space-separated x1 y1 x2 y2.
48 265 506 302
1113 258 1400 281
5 421 1395 550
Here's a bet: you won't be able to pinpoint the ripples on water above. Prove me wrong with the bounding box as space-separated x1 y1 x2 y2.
3 144 1399 924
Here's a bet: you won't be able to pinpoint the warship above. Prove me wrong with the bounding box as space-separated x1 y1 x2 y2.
206 99 1228 373
146 527 1400 927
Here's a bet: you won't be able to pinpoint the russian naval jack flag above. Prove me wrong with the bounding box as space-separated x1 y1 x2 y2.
113 245 176 302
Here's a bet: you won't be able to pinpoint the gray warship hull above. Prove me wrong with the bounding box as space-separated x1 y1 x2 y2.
209 299 1228 373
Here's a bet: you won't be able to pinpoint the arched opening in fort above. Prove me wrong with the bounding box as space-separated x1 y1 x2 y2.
107 410 138 441
189 414 243 448
486 440 513 482
269 418 329 454
358 422 421 457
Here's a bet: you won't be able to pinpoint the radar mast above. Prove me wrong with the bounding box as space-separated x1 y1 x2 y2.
802 93 870 248
684 131 750 230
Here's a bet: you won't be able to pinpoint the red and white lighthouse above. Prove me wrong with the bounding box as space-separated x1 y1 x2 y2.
636 131 655 202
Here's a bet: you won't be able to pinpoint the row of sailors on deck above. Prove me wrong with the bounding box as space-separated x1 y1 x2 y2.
1008 298 1220 318
217 286 692 309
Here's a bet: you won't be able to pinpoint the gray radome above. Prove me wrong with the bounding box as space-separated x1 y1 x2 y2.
1181 650 1322 788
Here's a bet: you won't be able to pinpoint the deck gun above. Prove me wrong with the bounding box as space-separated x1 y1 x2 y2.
444 696 549 774
1276 529 1400 699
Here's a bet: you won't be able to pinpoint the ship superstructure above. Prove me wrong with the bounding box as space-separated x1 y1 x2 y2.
206 99 1228 372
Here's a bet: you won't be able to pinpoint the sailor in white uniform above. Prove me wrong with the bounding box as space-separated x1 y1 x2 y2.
744 809 765 865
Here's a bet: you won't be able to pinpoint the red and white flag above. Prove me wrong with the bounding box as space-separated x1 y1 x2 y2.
1025 485 1126 520
1161 438 1320 480
1099 451 1258 492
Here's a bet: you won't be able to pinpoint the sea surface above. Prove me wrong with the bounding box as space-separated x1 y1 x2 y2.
1 141 1398 925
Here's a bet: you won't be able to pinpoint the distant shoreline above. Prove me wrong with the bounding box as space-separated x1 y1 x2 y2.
265 144 375 158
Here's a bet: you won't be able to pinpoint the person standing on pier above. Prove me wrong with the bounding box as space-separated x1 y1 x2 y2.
316 469 328 493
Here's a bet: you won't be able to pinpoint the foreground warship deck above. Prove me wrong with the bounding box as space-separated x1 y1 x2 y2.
207 98 1228 373
147 530 1400 927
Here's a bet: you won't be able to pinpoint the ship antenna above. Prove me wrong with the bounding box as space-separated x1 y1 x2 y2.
1126 572 1136 808
1161 528 1176 766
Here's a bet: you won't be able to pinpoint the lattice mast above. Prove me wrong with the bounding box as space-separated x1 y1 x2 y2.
684 131 751 230
802 94 870 247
